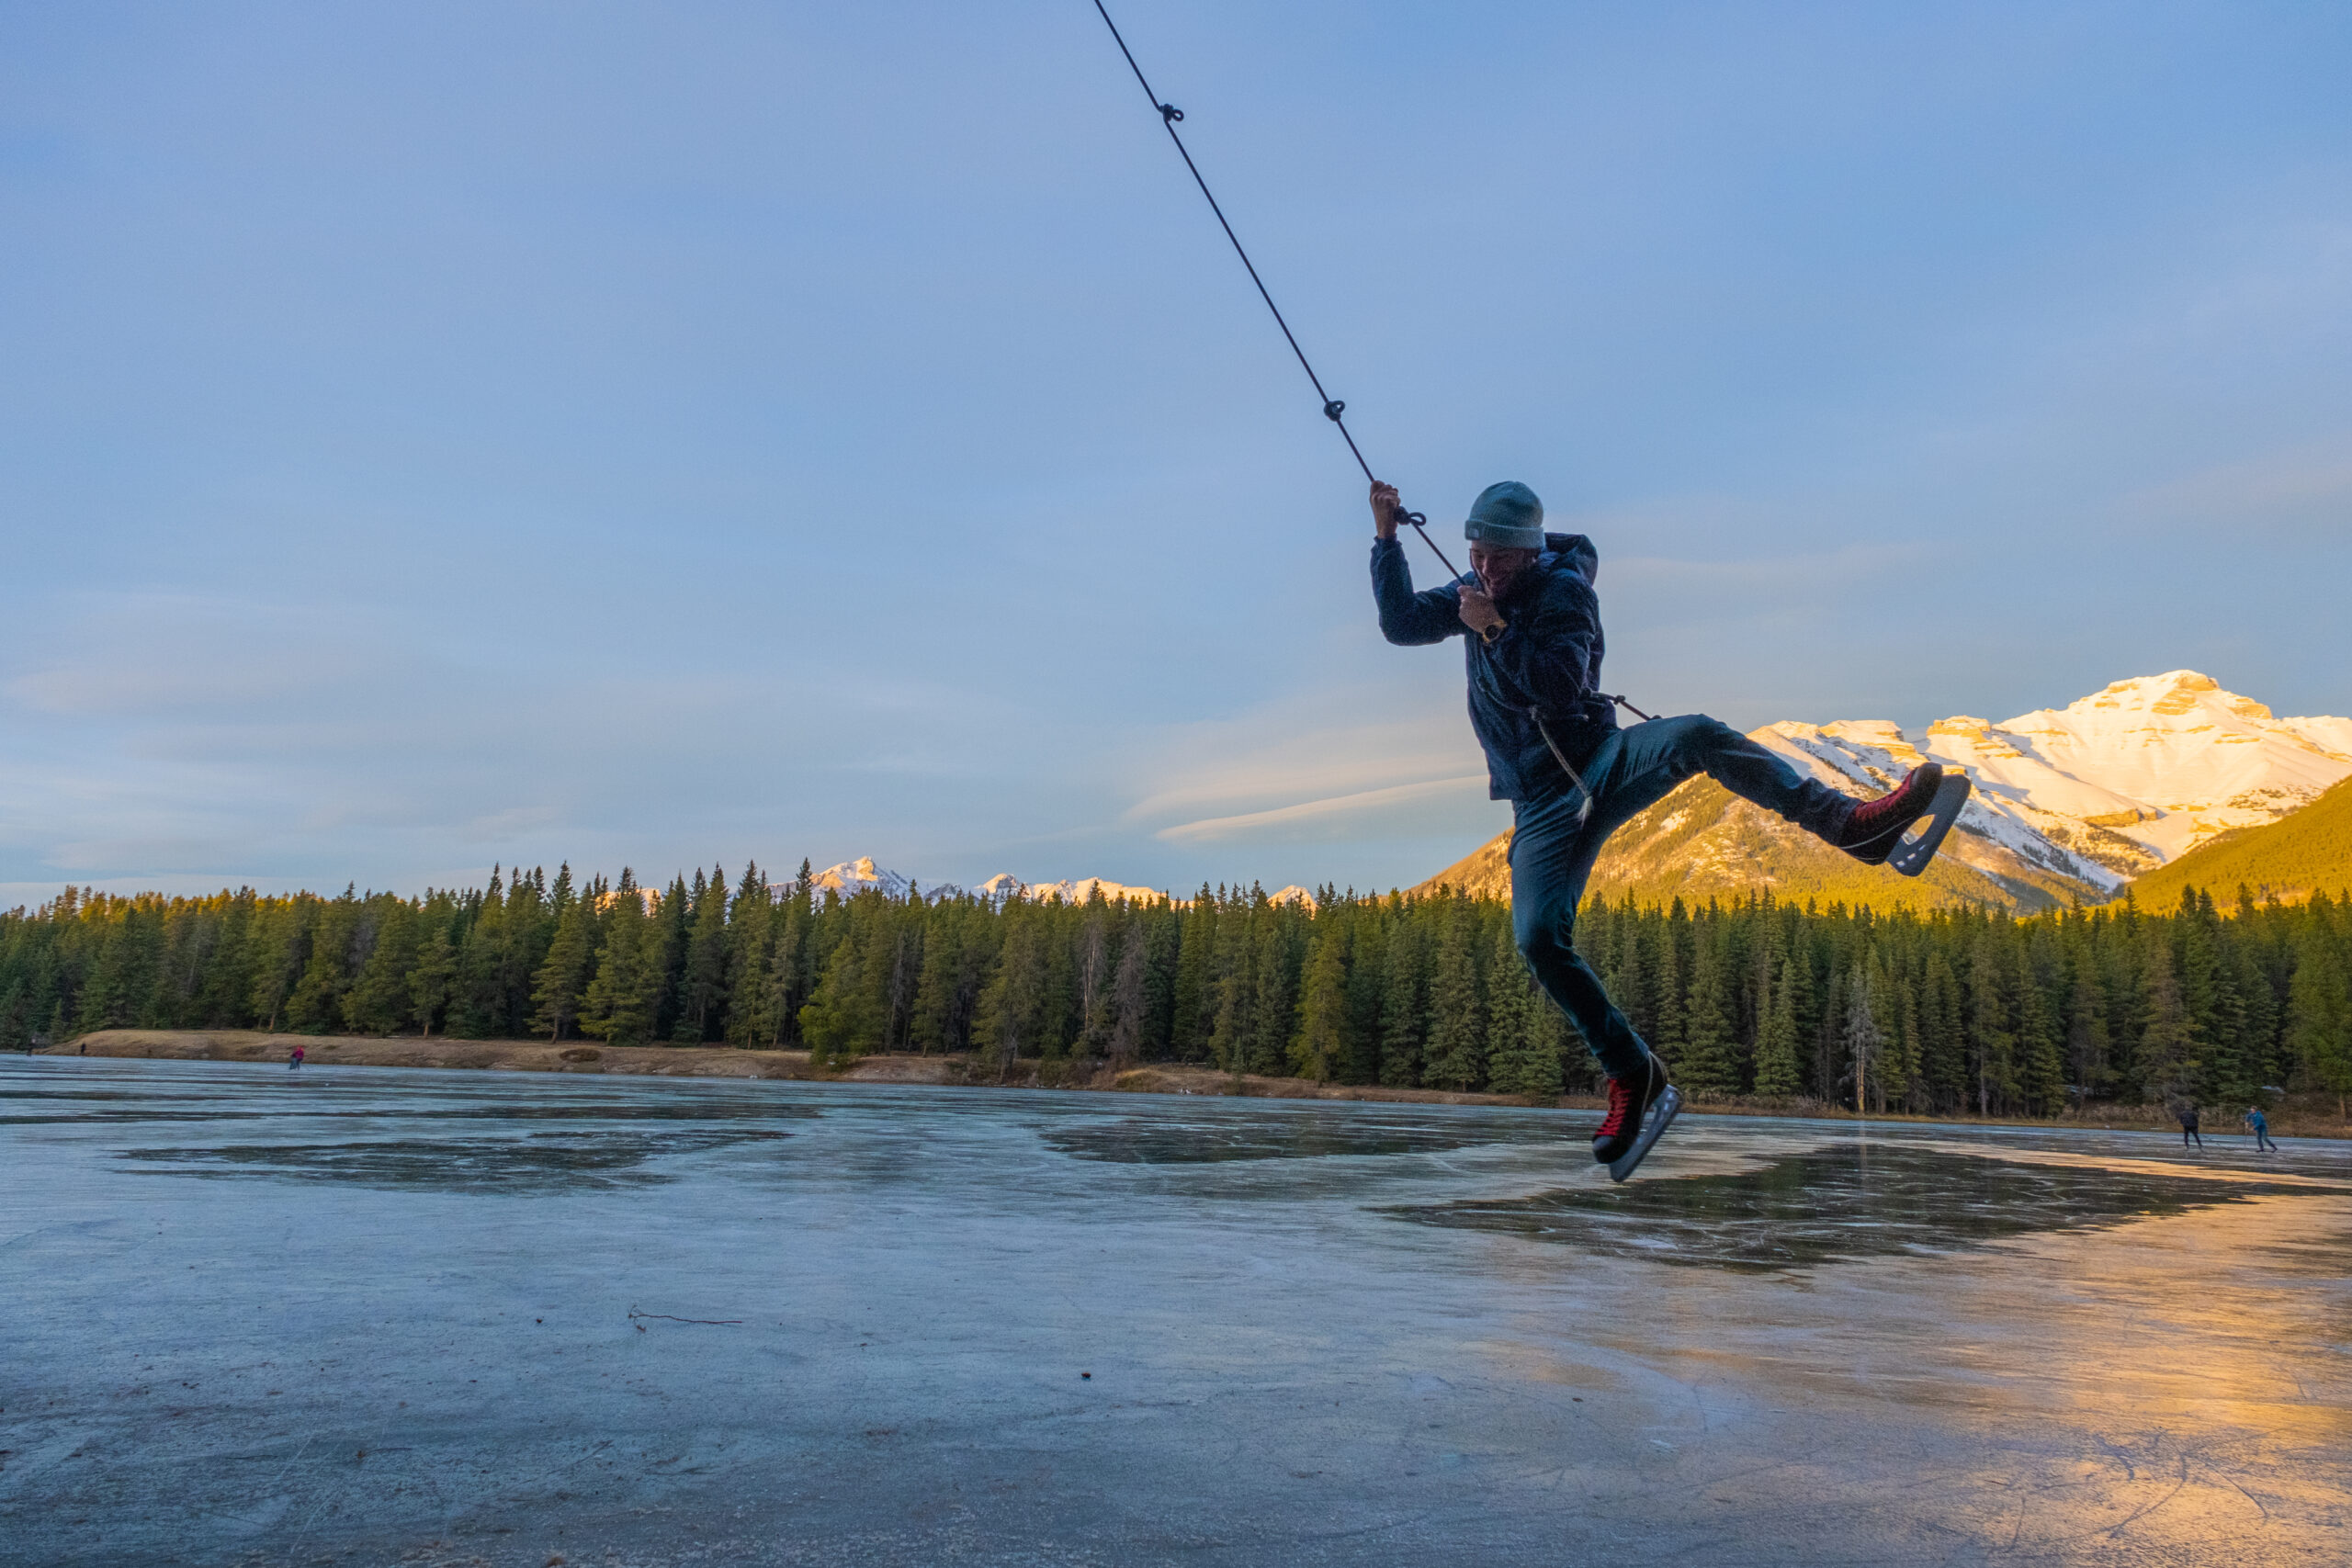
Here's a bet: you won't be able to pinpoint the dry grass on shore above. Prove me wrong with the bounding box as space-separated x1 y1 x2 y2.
36 1030 2352 1141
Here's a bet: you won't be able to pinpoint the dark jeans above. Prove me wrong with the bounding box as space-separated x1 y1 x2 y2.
1510 715 1857 1082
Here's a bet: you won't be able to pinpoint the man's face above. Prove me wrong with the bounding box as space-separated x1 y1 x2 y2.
1469 544 1537 598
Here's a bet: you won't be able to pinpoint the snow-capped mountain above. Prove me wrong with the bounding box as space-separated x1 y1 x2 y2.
808 863 1317 909
810 858 950 901
810 861 1171 906
1419 671 2351 912
971 874 1169 906
1764 671 2352 891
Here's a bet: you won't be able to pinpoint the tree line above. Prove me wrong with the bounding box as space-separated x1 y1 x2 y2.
4 863 2347 1116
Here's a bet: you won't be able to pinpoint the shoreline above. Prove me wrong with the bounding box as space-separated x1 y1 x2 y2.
34 1030 2351 1140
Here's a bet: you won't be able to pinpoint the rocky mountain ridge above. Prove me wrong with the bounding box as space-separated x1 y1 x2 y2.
808 858 1315 909
1416 671 2352 913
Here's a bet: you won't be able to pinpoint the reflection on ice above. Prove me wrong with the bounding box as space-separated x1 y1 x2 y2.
116 1127 792 1190
1384 1144 2335 1269
1045 1108 1550 1164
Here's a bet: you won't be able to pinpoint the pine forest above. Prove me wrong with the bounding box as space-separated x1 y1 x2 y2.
6 864 2351 1119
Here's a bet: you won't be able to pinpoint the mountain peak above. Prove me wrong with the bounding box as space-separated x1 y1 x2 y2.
1416 671 2352 912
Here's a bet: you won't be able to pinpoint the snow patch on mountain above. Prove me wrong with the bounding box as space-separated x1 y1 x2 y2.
810 858 956 901
1758 671 2352 892
809 863 1315 909
812 862 1175 906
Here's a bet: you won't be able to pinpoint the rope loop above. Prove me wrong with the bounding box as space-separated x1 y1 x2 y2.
1322 399 1345 422
1159 102 1183 123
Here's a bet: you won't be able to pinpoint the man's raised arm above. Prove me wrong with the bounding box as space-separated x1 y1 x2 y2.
1368 480 1465 646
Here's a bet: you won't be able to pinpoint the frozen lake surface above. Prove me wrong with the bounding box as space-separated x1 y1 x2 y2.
4 1056 2349 1566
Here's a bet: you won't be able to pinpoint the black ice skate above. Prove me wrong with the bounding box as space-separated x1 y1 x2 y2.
1837 761 1973 878
1593 1054 1681 1183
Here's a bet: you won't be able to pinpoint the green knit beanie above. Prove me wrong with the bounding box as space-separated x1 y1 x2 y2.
1463 481 1544 548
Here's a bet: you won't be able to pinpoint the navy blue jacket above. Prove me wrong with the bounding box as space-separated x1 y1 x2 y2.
1371 531 1617 801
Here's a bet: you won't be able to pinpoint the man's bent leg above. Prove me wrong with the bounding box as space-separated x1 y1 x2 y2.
1509 771 1648 1081
1592 714 1854 842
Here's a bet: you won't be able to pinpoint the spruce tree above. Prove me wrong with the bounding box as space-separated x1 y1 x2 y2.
344 899 417 1035
1110 912 1149 1066
408 913 458 1037
1484 915 1561 1098
1843 959 1885 1111
530 899 596 1042
1293 925 1350 1081
1170 887 1215 1062
2135 931 2198 1107
676 863 731 1043
580 871 655 1047
2016 928 2066 1114
1678 926 1740 1097
1422 898 1487 1091
1246 905 1296 1077
1379 912 1426 1089
1752 954 1803 1098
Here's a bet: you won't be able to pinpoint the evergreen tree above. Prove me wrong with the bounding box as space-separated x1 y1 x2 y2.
530 898 596 1042
2016 928 2066 1113
1379 911 1426 1089
1246 903 1296 1077
580 871 656 1046
1170 887 1216 1062
676 863 731 1043
1422 898 1487 1090
345 899 417 1035
1678 924 1740 1096
1110 912 1150 1066
1292 923 1349 1081
408 910 458 1037
2136 932 2198 1108
2285 902 2350 1117
1484 915 1561 1098
1753 953 1803 1097
1968 929 2019 1114
1843 958 1884 1112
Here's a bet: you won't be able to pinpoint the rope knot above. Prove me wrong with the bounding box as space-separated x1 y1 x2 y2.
1158 103 1183 123
1322 399 1345 422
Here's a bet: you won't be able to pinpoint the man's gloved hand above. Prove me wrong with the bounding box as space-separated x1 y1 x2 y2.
1369 480 1404 542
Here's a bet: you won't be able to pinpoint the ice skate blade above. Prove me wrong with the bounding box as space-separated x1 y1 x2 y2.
1607 1084 1682 1183
1886 773 1973 878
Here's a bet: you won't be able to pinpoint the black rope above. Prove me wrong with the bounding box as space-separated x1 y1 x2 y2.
1088 0 1464 584
1088 4 1658 724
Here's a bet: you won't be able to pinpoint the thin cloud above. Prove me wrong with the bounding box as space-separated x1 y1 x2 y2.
1158 775 1491 844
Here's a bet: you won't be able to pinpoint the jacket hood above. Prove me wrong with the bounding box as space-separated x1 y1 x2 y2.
1544 532 1599 585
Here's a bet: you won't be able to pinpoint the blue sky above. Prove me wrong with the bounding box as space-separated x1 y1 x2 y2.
4 1 2348 903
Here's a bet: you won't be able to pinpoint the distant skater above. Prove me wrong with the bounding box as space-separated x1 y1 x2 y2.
288 1043 305 1070
1369 480 1970 1180
2245 1106 2278 1152
2177 1104 2202 1150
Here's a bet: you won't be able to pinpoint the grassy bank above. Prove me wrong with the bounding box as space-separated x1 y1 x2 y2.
35 1031 2352 1141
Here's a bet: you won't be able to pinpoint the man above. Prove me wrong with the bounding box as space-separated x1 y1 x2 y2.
2177 1102 2202 1150
2245 1105 2278 1152
1371 479 1955 1179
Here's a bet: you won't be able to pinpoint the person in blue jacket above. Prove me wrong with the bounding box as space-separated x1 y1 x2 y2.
1370 479 1948 1178
2245 1105 2278 1152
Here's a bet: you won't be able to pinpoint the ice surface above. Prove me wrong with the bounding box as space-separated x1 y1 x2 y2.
4 1057 2350 1566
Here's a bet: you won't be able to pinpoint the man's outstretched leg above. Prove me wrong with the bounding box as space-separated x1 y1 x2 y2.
1583 714 1941 851
1509 784 1680 1180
